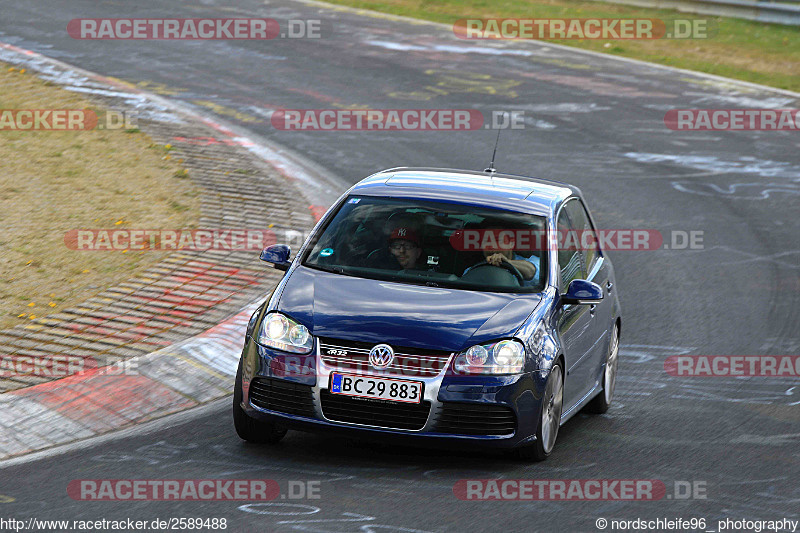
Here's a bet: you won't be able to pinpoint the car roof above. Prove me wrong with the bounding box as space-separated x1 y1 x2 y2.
350 167 579 216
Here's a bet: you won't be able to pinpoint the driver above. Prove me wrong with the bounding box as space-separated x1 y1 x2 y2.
463 228 539 285
388 227 423 270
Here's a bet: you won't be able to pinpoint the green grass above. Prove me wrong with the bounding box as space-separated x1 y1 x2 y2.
0 63 200 329
324 0 800 92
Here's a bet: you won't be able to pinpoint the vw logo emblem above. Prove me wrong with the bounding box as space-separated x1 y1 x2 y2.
369 344 394 369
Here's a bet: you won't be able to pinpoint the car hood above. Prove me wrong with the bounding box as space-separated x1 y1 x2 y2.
275 266 541 352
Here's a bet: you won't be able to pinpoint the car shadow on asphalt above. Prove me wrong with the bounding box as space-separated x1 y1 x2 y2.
232 410 616 475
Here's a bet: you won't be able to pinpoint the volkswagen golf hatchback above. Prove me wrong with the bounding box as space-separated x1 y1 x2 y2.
234 168 621 461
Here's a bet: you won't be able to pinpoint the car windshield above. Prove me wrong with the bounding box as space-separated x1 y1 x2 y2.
302 196 548 293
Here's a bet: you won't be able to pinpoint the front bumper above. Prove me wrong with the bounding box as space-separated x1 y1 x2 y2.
238 336 548 450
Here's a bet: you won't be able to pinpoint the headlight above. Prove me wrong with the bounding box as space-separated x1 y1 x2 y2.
257 312 314 354
453 339 526 374
465 345 488 366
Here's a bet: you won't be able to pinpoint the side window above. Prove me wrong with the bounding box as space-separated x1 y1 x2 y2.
565 199 599 275
556 207 584 289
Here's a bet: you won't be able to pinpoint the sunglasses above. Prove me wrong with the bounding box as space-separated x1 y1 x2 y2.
390 242 418 252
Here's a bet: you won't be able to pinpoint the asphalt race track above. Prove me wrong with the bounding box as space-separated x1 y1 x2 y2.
1 0 798 531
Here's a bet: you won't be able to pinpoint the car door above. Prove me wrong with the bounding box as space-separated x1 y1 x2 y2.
564 198 614 391
554 202 596 409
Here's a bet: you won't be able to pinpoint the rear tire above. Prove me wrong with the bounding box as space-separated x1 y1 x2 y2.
585 323 620 415
517 363 564 462
233 361 287 444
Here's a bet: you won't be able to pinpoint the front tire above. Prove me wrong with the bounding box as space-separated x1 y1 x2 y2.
233 361 287 444
585 323 619 414
517 362 564 462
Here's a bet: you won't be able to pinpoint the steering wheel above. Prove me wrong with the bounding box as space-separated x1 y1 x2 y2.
467 260 525 286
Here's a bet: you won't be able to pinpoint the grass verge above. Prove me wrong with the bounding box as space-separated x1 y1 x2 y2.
323 0 800 92
0 63 201 329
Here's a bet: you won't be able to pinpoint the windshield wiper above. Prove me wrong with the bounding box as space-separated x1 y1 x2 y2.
306 264 348 276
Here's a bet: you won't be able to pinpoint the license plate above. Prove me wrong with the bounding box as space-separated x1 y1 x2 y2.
329 373 423 404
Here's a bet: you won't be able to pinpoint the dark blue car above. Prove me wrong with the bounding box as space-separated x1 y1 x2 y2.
234 168 621 460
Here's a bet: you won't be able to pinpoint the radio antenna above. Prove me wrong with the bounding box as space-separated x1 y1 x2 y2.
484 127 502 174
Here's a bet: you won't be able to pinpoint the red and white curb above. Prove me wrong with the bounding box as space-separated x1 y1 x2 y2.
0 42 338 461
0 301 262 460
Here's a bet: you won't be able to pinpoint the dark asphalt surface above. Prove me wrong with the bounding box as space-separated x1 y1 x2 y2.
1 0 799 531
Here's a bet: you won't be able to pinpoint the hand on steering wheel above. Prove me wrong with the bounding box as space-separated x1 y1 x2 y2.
485 253 508 267
468 259 525 285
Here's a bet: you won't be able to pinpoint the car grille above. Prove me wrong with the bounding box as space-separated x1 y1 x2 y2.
249 378 316 418
318 338 452 378
320 389 431 430
436 402 516 436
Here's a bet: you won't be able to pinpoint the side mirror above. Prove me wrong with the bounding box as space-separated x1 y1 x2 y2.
260 244 292 271
562 279 603 305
